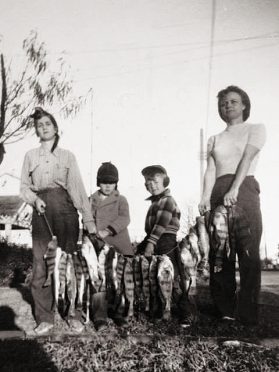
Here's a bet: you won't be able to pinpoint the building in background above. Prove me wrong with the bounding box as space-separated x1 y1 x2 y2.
0 173 32 246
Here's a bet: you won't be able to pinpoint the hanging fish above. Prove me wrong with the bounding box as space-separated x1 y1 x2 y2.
112 253 126 312
98 244 110 291
43 236 58 287
188 227 201 264
141 255 151 312
53 247 62 308
58 251 68 301
105 247 118 305
196 215 210 279
66 254 77 318
133 255 142 297
123 257 135 318
133 255 144 314
196 215 210 258
179 239 197 294
157 255 174 320
111 249 118 291
81 237 99 287
211 205 230 272
149 255 159 316
73 251 86 311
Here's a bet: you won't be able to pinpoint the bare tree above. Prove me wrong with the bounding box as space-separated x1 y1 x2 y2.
0 30 87 164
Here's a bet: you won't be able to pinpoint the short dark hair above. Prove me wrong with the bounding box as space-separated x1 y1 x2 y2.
30 107 59 152
217 85 251 122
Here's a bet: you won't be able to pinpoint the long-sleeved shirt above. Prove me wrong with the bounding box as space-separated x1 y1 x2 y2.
145 189 181 245
20 145 95 228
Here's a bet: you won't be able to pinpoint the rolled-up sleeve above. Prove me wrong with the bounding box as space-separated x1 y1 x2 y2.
67 153 94 225
20 152 38 205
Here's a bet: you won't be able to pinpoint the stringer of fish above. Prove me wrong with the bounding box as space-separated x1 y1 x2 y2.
157 255 174 320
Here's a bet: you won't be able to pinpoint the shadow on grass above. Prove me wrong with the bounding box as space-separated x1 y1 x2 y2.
0 305 58 372
0 339 58 372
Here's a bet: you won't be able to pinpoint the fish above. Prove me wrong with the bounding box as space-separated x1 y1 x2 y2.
72 251 86 311
149 255 159 316
116 253 125 293
97 244 110 292
58 251 68 301
53 247 62 309
113 253 126 311
133 255 144 313
43 236 58 287
188 227 201 264
105 247 118 306
81 237 99 287
179 239 197 293
195 215 210 279
157 254 174 320
111 249 118 292
211 205 230 272
65 254 77 318
141 255 151 312
196 215 210 258
123 257 135 318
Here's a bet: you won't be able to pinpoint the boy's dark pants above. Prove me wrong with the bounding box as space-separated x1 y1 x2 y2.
210 175 262 324
31 188 79 325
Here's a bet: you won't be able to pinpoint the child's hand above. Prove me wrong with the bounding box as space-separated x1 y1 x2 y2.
144 242 154 257
97 229 110 239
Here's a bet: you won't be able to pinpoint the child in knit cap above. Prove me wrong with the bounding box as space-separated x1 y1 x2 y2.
86 162 134 331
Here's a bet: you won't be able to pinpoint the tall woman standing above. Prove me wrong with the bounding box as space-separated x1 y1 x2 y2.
20 107 96 335
199 86 266 325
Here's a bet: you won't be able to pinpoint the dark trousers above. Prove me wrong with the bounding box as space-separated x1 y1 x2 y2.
210 174 262 323
31 188 79 325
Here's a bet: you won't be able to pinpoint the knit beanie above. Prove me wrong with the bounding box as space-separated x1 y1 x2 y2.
97 162 119 186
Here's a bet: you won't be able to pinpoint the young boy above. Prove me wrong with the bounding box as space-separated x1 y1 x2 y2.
139 165 192 323
86 162 134 330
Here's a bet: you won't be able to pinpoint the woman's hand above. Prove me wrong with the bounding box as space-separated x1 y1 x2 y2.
198 198 211 216
84 221 97 235
144 242 154 257
223 187 239 207
35 197 46 214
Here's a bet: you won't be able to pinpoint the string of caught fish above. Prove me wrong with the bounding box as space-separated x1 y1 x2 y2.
42 215 211 323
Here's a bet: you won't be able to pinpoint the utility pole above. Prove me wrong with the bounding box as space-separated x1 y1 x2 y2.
89 89 94 195
200 0 216 198
200 128 205 198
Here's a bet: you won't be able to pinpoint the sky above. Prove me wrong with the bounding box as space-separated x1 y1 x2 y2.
1 0 279 257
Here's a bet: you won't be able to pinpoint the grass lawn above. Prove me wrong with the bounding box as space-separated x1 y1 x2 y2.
0 241 278 371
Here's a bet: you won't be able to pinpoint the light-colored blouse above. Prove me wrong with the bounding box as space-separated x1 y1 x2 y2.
20 145 94 225
208 123 266 178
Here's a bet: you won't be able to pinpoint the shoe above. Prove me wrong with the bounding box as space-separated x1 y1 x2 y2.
222 316 235 321
34 322 54 335
95 320 108 332
69 319 84 333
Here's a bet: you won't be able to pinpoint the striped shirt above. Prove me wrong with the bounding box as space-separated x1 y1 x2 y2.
20 145 94 225
145 189 181 245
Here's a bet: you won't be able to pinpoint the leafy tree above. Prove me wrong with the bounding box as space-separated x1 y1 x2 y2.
0 30 86 164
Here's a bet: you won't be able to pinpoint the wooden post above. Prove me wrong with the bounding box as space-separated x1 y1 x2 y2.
5 223 12 243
